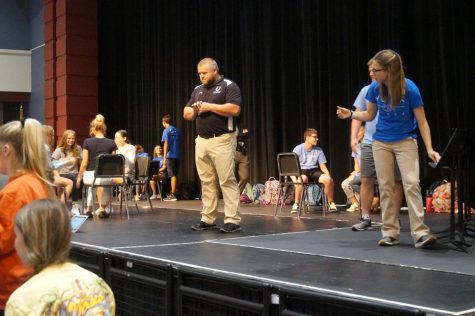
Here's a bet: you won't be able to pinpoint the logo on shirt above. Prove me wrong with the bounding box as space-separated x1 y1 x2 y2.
213 86 222 94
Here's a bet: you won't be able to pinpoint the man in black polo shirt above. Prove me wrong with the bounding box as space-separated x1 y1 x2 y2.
183 57 242 233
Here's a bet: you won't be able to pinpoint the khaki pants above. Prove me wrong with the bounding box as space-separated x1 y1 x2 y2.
195 133 241 225
373 138 430 242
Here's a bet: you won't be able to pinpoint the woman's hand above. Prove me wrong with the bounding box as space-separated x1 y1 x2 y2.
427 149 441 163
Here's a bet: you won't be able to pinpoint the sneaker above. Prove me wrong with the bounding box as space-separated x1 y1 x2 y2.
134 195 141 201
71 204 80 216
164 193 177 202
191 221 218 231
378 236 400 246
105 206 114 214
415 234 437 249
328 201 338 213
150 194 158 200
291 203 299 214
220 223 242 233
352 218 372 231
346 203 359 212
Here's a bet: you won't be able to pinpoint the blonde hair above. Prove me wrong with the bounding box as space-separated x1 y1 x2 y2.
153 145 162 157
0 119 54 197
57 129 80 157
89 114 107 136
42 125 55 152
370 49 406 107
15 199 71 273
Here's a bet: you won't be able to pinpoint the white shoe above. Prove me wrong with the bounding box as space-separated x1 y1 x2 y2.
71 204 80 216
134 195 141 201
328 201 338 213
105 206 114 214
150 194 157 200
291 203 299 214
346 203 359 212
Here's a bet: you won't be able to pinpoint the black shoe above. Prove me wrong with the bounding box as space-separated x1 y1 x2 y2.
220 223 242 233
415 234 437 249
164 193 177 202
191 221 217 231
86 211 93 219
352 218 372 231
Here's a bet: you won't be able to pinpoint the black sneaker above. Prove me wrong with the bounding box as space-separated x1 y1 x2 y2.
191 221 217 231
220 223 242 233
352 218 372 231
415 234 437 249
164 193 177 202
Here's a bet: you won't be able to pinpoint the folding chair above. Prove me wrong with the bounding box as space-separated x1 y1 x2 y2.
131 156 153 211
274 152 327 217
82 154 132 219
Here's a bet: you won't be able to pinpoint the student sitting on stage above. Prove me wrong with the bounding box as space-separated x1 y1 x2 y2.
150 145 167 199
341 126 364 212
5 199 115 315
292 128 337 213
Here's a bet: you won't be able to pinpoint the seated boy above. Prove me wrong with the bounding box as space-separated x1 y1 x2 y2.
292 128 337 213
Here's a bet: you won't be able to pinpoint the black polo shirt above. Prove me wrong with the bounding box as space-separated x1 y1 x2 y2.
186 76 241 137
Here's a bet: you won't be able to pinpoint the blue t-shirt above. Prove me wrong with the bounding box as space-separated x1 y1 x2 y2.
152 156 164 168
292 143 327 170
161 125 180 159
365 78 422 142
353 84 378 144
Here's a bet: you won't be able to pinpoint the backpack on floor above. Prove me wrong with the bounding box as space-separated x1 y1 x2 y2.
261 177 280 205
240 182 254 204
307 184 322 206
432 180 457 213
252 183 265 203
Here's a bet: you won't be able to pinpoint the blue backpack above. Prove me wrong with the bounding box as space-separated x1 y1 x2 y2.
307 184 322 205
252 183 265 203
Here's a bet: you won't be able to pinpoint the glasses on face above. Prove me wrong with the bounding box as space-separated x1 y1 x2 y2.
309 135 318 139
369 68 385 74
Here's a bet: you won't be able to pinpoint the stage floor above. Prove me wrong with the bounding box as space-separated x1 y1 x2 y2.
71 200 475 315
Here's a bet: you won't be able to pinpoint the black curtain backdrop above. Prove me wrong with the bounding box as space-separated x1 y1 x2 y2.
98 0 474 204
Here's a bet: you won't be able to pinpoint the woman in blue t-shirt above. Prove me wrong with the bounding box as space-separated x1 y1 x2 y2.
337 49 440 249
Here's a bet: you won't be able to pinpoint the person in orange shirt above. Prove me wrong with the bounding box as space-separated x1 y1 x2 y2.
0 118 54 314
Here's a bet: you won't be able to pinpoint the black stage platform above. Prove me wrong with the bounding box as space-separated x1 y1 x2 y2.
71 201 475 316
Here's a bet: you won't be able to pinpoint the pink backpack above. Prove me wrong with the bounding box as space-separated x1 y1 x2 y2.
261 177 280 205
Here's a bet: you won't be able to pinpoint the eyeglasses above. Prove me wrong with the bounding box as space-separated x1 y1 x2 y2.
369 68 385 73
309 135 318 139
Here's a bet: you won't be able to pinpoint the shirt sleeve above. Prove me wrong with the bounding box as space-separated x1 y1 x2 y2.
225 82 242 105
51 148 62 160
365 81 379 104
0 193 24 255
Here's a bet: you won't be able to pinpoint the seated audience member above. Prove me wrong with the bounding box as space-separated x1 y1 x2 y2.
341 126 364 212
292 128 337 213
134 144 149 200
52 129 83 210
5 199 115 315
114 130 136 182
150 145 167 199
77 114 117 218
43 125 74 205
0 118 54 315
135 144 149 158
